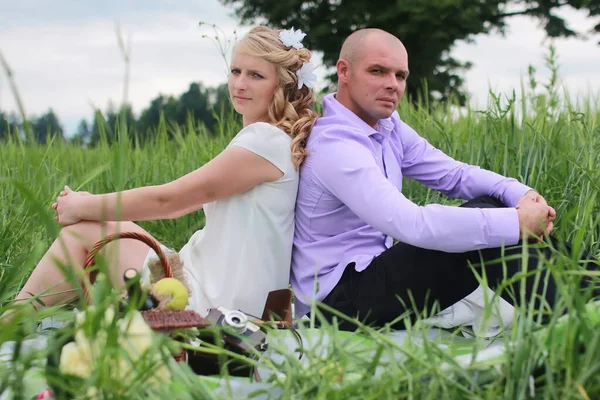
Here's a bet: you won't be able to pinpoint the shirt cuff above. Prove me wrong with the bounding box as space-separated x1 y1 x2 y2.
484 207 520 247
501 182 532 207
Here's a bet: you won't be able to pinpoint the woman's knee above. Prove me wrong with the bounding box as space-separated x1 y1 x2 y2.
60 221 140 248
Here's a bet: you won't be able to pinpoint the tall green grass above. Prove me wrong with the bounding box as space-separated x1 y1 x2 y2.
1 66 600 397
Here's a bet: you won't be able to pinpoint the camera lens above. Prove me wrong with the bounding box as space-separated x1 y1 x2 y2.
223 310 248 334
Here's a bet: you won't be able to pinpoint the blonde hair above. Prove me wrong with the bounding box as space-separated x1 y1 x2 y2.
235 26 319 169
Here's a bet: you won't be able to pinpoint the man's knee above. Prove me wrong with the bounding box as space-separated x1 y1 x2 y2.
460 195 507 209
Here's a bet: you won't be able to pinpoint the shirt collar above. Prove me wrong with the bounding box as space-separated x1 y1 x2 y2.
323 93 395 138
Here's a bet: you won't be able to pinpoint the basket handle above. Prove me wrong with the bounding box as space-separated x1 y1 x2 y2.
82 231 172 304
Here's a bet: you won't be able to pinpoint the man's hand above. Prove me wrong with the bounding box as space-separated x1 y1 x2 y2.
517 190 549 208
516 199 555 239
516 190 556 237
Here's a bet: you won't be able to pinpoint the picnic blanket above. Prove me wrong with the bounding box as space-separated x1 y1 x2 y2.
2 301 599 399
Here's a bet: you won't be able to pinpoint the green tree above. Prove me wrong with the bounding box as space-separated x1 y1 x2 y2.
71 119 91 145
177 82 216 130
136 83 230 140
106 104 136 140
0 111 19 141
136 95 178 141
81 82 233 146
31 109 63 144
210 83 233 117
220 0 600 103
88 104 136 146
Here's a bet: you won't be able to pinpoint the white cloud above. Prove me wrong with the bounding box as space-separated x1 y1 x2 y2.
453 7 600 107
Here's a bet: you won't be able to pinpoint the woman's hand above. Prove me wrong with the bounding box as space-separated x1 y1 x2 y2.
52 186 91 211
52 186 89 226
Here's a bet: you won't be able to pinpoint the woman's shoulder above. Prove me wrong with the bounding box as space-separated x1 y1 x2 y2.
238 122 291 141
229 122 295 172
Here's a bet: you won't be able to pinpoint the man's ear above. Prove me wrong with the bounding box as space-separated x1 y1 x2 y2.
336 59 349 83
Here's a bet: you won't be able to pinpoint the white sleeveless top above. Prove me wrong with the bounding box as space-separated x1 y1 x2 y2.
177 122 298 317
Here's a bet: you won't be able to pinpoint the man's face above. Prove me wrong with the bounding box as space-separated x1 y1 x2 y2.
341 39 409 127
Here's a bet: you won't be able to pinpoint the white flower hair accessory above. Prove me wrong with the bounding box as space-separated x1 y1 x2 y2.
279 27 306 50
296 61 317 90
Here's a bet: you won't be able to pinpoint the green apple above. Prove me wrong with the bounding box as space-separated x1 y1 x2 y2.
151 278 189 311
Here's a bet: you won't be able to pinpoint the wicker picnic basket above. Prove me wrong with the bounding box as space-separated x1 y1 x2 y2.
81 231 208 362
81 231 288 378
82 231 171 305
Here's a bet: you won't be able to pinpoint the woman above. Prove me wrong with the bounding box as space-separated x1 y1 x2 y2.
15 26 319 317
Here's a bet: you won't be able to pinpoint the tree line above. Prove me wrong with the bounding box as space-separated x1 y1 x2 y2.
0 82 231 145
4 0 600 145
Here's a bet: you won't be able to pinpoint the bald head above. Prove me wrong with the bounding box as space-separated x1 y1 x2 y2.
339 29 406 65
335 28 409 127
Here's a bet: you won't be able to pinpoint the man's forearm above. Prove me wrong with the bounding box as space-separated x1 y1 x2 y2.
398 120 532 205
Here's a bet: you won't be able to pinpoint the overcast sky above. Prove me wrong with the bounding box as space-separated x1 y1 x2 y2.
1 1 599 136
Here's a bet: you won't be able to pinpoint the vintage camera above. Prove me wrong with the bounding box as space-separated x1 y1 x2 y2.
204 307 267 353
188 307 267 376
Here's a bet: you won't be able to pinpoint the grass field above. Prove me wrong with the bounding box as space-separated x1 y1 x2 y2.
1 72 600 398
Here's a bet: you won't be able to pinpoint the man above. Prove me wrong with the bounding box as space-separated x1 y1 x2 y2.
291 28 558 330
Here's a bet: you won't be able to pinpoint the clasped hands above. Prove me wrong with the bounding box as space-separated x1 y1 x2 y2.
515 190 556 240
51 186 90 226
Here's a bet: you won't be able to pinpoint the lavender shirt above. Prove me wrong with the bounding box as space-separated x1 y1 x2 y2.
291 94 531 317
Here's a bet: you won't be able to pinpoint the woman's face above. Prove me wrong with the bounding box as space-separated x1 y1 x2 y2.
228 50 279 127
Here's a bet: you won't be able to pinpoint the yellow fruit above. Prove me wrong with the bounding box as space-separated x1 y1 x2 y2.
152 278 188 311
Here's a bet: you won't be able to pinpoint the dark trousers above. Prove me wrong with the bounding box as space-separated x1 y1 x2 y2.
318 196 599 331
